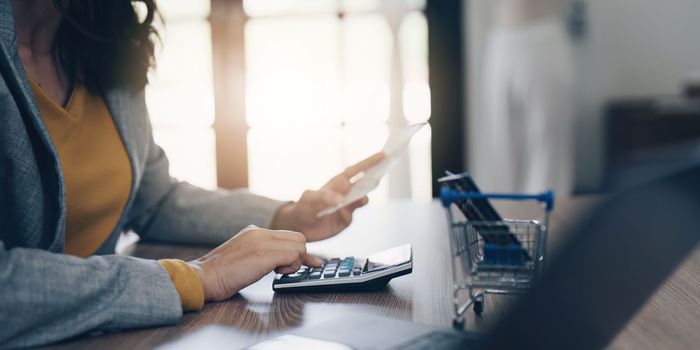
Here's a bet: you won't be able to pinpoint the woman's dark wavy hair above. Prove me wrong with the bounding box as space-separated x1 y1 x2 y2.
52 0 160 93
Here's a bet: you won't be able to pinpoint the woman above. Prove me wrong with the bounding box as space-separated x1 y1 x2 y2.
0 0 382 347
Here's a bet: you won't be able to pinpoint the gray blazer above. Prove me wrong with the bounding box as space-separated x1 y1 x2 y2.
0 1 285 347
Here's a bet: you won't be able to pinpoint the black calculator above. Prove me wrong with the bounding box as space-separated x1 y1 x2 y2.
273 244 413 293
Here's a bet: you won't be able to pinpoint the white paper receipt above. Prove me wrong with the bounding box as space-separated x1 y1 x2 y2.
317 122 427 217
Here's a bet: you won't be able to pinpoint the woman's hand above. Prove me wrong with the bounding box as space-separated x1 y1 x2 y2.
187 225 323 301
270 152 385 242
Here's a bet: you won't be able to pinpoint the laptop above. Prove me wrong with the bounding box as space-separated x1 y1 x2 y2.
163 166 700 350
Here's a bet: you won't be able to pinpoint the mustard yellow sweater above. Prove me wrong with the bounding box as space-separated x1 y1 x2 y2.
29 78 204 311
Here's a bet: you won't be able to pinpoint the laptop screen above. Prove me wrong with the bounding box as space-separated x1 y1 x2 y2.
483 166 700 349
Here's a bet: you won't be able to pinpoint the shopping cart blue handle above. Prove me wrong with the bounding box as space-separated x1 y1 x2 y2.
439 187 555 212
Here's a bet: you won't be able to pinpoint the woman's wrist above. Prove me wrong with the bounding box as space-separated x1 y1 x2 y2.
186 260 213 302
269 201 297 231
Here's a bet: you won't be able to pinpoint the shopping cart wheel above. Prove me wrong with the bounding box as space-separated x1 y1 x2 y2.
452 317 464 329
473 300 484 316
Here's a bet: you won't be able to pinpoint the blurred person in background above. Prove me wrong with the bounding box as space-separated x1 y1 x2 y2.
472 0 575 195
0 0 382 347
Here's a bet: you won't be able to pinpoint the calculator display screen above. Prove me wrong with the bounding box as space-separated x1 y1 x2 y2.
364 244 412 272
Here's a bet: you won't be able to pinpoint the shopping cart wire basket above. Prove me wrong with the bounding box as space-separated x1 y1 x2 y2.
439 186 555 327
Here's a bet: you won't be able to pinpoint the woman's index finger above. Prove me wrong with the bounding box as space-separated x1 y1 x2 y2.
342 152 385 178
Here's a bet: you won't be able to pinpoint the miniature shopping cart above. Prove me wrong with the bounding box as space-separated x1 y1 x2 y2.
439 176 554 328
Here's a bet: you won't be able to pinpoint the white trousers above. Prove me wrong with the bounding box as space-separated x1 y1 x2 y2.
472 20 575 195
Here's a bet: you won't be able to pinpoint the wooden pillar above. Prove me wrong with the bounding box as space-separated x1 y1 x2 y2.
210 0 248 189
427 0 466 196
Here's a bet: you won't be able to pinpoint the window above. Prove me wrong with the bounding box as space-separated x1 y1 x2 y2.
145 0 432 203
243 0 432 202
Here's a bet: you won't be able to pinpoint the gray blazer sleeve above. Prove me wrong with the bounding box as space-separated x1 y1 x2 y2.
123 120 287 246
0 241 182 349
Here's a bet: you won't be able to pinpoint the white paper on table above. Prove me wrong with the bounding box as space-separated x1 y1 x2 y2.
316 122 427 217
248 335 353 350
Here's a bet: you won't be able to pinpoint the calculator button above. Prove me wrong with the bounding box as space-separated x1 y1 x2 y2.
280 273 306 283
338 269 351 277
308 271 322 279
353 268 362 276
323 271 336 278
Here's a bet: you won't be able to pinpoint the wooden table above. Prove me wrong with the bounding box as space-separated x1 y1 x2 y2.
42 197 700 349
